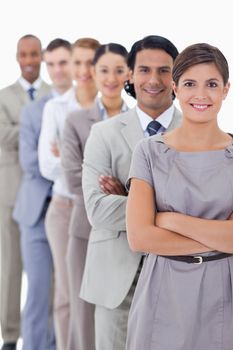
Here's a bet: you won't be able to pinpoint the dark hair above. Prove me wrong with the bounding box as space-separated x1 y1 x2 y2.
17 34 42 51
72 37 101 51
45 38 71 52
173 43 229 85
92 43 128 65
124 35 179 99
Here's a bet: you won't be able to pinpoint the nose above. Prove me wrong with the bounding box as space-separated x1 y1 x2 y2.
79 63 89 76
194 89 207 100
24 54 34 65
107 71 117 83
148 71 160 84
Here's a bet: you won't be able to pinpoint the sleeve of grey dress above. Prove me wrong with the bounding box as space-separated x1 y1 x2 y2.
126 139 154 191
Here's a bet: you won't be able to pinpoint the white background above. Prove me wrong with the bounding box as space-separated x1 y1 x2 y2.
0 0 233 347
0 0 233 132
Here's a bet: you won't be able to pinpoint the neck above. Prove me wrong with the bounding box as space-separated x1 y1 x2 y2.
54 83 72 95
24 76 39 84
138 101 172 120
101 95 123 117
75 84 97 108
173 120 229 151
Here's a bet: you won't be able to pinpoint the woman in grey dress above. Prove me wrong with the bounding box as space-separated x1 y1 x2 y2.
126 43 233 350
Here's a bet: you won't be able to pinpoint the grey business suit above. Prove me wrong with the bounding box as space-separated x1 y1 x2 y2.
81 106 182 349
0 80 50 343
62 102 101 350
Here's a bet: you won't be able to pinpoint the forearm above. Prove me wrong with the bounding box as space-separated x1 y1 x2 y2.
159 213 233 253
127 222 210 255
84 191 127 231
38 135 61 181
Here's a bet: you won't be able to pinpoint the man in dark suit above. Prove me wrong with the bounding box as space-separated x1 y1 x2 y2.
0 34 51 350
12 38 73 350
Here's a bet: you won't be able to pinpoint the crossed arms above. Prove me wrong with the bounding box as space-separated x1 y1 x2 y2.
126 179 233 255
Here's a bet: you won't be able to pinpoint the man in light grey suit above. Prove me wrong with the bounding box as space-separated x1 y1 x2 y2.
0 35 50 350
81 35 182 350
13 38 72 350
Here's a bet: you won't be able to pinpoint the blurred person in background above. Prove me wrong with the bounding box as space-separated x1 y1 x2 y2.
62 42 129 350
0 34 50 350
13 38 73 350
38 37 100 350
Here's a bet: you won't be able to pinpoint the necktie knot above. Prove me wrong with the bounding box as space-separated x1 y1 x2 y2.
147 120 162 136
28 87 36 100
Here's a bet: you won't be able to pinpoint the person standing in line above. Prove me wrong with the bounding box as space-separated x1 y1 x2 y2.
13 38 73 350
62 43 129 350
126 43 233 350
38 38 100 350
80 35 181 350
0 34 50 350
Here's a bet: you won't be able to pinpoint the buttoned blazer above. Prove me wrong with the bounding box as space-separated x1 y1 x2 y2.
13 94 53 227
62 102 101 239
0 81 51 206
80 106 182 309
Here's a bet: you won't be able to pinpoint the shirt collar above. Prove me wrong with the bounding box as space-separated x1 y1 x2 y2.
18 76 42 91
97 97 128 120
136 104 174 133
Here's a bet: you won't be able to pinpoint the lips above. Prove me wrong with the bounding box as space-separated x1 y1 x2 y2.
105 84 119 90
78 76 92 82
144 87 163 95
24 66 34 73
191 104 211 111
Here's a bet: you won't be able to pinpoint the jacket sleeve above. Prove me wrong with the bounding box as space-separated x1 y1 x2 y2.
82 124 127 231
62 116 83 195
18 105 40 175
0 96 19 150
38 101 61 181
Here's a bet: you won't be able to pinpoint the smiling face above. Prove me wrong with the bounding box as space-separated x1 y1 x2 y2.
71 46 96 87
17 37 42 83
130 48 174 118
44 47 72 92
173 63 230 124
92 51 129 99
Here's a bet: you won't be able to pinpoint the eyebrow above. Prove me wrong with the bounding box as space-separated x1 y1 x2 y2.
137 65 171 69
182 78 220 82
98 64 125 68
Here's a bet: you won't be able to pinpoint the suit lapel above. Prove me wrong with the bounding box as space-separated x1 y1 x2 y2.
166 106 182 131
37 81 50 99
12 80 50 104
120 108 144 152
120 106 182 151
12 81 28 104
86 102 101 123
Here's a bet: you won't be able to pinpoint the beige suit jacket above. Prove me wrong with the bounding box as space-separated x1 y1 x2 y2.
0 80 50 206
80 106 182 309
62 102 101 239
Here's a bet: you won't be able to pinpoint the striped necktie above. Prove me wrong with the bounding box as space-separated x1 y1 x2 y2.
147 120 162 136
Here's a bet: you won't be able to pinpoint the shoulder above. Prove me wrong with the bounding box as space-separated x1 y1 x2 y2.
0 82 18 99
40 81 50 89
135 134 167 155
91 107 137 133
67 104 94 123
55 88 74 104
22 94 51 118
